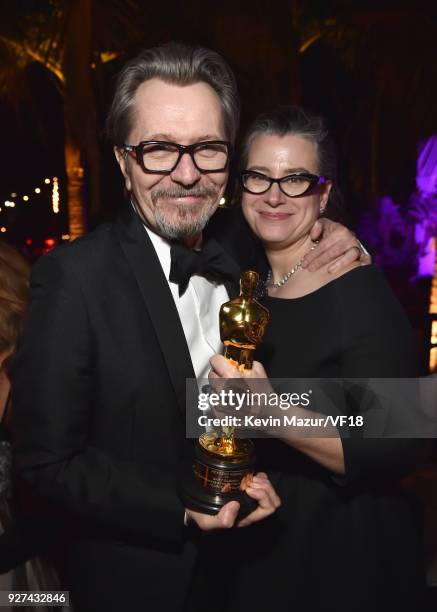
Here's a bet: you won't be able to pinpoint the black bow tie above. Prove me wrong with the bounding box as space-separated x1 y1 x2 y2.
169 238 240 296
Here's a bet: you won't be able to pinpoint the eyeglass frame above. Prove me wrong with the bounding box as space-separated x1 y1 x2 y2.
240 170 330 197
120 140 232 175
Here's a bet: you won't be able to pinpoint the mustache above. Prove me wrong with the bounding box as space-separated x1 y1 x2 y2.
151 185 218 204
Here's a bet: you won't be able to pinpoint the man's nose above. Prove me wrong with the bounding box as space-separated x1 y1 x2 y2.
264 182 285 207
170 152 201 186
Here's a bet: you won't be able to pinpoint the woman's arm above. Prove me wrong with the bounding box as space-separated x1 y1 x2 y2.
209 357 345 474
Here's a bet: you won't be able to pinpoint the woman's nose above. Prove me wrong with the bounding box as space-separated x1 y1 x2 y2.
264 182 285 207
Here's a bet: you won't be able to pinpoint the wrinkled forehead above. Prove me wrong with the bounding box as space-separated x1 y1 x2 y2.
128 78 226 144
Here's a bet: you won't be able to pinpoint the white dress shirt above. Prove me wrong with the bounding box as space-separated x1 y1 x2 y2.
144 226 230 381
144 226 232 524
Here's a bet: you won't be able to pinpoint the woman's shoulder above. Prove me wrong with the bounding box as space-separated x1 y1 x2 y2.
331 264 412 338
329 264 400 307
309 263 390 303
330 263 386 288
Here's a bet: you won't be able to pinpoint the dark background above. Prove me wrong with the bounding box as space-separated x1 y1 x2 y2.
0 0 436 372
1 1 437 595
1 1 436 222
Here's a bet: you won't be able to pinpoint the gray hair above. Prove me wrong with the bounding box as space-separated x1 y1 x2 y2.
106 42 240 145
240 105 343 217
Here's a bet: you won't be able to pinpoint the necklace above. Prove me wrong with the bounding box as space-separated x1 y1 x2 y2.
265 241 319 290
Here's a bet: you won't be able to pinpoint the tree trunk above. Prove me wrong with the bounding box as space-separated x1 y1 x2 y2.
63 0 99 237
64 120 86 240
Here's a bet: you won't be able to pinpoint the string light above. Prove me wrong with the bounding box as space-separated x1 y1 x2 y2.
61 234 70 241
2 176 61 220
4 176 59 208
0 227 6 233
52 177 59 213
430 320 437 372
430 255 437 371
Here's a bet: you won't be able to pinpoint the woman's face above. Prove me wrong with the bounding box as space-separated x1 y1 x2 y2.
241 133 332 249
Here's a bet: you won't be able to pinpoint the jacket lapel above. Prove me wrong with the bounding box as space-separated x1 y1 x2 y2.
115 206 195 416
206 207 268 298
224 277 239 299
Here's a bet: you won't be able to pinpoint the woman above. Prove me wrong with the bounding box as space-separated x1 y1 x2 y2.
206 106 425 611
0 241 60 610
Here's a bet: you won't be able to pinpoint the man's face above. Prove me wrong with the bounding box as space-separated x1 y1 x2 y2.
115 78 229 240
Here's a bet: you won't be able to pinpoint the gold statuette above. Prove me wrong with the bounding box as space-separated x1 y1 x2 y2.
184 271 269 518
220 269 269 371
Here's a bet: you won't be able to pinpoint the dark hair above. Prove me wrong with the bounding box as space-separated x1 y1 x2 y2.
106 42 240 145
0 241 29 360
240 105 343 218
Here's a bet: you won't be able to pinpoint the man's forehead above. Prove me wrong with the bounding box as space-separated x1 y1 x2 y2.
129 78 225 143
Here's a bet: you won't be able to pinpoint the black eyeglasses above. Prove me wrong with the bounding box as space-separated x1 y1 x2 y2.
120 140 232 174
240 170 329 197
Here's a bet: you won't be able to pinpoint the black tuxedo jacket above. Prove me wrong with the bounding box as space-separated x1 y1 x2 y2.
10 204 260 611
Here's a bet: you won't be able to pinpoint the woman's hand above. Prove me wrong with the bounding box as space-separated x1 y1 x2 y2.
209 355 273 402
209 354 268 380
208 355 274 425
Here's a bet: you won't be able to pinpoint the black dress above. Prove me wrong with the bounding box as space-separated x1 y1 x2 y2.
191 266 425 612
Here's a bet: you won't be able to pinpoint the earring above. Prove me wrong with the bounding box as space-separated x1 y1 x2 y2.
319 207 325 216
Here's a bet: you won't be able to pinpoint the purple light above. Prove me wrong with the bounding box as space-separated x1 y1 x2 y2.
414 135 437 277
357 134 437 280
417 136 437 195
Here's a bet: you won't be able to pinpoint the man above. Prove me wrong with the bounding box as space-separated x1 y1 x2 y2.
11 43 366 611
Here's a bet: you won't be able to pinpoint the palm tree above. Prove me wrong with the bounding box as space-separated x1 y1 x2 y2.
0 0 142 239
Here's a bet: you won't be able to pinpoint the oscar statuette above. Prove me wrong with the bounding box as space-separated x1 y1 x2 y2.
184 271 269 518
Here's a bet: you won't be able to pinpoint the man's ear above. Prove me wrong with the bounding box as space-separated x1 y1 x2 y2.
114 146 132 191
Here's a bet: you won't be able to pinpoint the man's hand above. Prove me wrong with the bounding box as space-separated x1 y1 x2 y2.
237 472 281 527
186 500 240 530
185 472 280 530
302 218 371 273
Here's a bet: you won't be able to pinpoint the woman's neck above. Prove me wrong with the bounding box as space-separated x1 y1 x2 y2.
265 234 316 284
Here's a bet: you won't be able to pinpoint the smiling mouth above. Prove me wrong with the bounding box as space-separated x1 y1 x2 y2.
258 211 291 220
161 195 204 205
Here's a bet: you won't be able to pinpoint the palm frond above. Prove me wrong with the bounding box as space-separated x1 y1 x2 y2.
0 36 32 105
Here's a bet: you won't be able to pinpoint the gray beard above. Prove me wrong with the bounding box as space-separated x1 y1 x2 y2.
151 186 220 240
